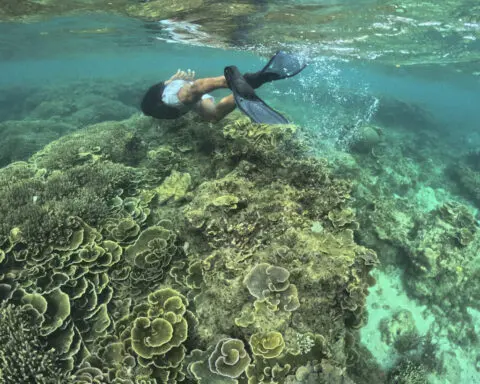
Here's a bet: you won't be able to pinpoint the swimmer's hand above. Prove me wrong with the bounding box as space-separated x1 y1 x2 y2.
165 69 196 84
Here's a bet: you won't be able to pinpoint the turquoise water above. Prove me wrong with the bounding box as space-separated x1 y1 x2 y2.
1 8 480 384
1 15 478 139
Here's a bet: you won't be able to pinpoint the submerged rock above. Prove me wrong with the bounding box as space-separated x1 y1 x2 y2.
350 125 382 153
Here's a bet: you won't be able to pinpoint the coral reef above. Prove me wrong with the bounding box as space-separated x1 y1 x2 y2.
379 310 419 353
446 151 480 206
0 303 71 383
345 120 480 349
0 80 144 167
0 120 75 167
0 113 379 383
387 359 428 384
365 198 480 334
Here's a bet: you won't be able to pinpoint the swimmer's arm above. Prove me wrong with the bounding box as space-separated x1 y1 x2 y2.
165 69 196 85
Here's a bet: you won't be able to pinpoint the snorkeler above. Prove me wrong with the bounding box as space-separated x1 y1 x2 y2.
141 51 307 125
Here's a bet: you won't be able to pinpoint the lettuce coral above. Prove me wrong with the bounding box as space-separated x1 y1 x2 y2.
155 170 192 204
123 225 179 297
250 331 286 359
116 288 195 381
208 338 251 378
244 263 300 312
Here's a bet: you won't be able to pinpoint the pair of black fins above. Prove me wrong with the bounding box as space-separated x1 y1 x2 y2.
225 51 307 125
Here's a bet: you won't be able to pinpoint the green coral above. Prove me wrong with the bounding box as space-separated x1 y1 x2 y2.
132 289 188 358
327 207 358 229
245 358 292 384
104 217 140 243
122 195 152 226
185 338 252 383
208 338 251 378
76 335 137 383
155 170 192 204
243 263 300 312
117 288 195 381
244 263 290 299
123 225 179 297
1 217 123 370
145 146 185 180
0 304 72 383
250 331 286 359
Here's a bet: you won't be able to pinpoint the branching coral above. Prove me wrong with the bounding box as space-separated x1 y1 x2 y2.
0 161 138 245
0 304 72 383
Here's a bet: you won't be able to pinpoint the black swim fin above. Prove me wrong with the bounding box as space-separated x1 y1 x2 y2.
225 65 289 125
244 51 308 89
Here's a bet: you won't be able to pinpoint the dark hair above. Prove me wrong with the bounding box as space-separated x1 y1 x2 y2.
140 82 186 119
140 82 166 118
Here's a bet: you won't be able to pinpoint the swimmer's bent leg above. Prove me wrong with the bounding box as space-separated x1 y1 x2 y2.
178 76 228 104
194 94 236 122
